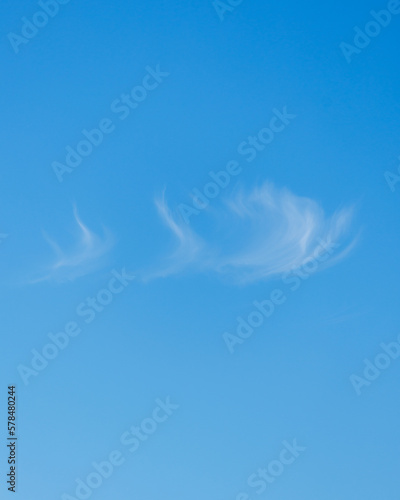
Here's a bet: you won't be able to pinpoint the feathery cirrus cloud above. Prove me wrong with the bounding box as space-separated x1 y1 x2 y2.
29 206 114 284
147 181 359 283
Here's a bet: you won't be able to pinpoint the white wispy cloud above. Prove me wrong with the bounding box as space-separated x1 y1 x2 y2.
29 206 114 284
148 181 359 283
148 190 204 279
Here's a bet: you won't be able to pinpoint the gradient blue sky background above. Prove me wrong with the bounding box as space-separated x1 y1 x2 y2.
1 0 400 498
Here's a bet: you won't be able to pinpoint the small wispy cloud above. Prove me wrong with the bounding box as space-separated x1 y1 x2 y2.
29 205 114 284
147 181 359 283
152 191 204 277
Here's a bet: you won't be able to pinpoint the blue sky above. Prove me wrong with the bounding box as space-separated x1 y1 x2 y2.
1 0 400 498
